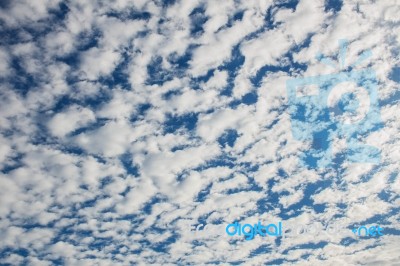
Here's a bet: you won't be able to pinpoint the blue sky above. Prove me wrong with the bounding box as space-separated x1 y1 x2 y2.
0 0 399 265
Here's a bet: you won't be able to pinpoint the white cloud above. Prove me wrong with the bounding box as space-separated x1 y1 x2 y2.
80 47 121 80
141 143 221 187
190 6 267 76
0 48 12 77
75 120 135 157
0 0 399 264
196 105 252 142
0 0 62 27
48 105 95 137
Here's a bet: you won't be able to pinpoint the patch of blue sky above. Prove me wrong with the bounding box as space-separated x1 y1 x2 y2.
324 0 343 13
163 112 198 133
218 129 239 147
190 6 207 36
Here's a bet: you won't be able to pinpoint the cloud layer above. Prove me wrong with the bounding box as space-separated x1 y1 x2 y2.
0 0 399 265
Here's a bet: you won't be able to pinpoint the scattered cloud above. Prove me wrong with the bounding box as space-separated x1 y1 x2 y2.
0 0 399 264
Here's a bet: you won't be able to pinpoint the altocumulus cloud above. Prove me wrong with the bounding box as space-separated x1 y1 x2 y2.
0 0 400 265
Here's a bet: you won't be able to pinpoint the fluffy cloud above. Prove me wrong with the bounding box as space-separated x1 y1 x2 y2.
0 0 399 264
48 105 95 137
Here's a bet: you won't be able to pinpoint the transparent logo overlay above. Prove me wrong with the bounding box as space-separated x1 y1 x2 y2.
286 40 382 168
191 222 384 240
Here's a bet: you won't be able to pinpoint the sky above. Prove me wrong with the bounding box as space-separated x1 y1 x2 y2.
0 0 399 265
